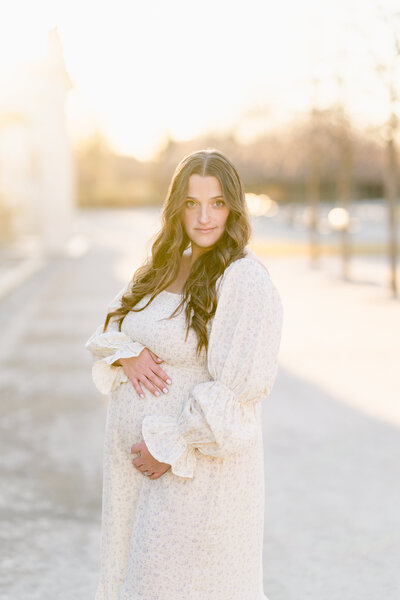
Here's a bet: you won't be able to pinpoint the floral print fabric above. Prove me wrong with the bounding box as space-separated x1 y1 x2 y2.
85 253 283 600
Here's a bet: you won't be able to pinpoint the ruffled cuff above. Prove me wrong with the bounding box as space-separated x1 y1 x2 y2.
85 328 142 361
101 341 146 366
90 340 146 395
92 361 129 395
141 414 197 479
175 380 262 458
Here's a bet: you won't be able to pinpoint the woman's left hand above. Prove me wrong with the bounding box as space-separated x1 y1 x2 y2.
131 442 171 480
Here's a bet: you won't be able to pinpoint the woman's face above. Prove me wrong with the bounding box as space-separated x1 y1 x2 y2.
182 174 230 256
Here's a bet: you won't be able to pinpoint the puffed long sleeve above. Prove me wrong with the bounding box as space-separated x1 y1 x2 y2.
141 259 284 478
85 283 146 394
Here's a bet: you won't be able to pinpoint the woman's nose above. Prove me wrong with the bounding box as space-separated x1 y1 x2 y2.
198 207 211 224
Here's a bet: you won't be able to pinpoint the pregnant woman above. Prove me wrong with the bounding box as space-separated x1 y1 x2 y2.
85 148 283 600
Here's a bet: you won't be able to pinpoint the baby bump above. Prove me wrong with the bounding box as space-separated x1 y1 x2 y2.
106 363 210 454
146 361 209 410
125 362 209 418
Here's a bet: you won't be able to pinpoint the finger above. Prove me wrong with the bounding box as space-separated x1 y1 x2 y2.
130 378 145 399
149 372 170 394
133 463 147 473
148 350 163 364
153 365 172 385
131 443 143 453
139 375 163 397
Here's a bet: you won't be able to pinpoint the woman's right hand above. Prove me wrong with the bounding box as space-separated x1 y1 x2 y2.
117 349 172 399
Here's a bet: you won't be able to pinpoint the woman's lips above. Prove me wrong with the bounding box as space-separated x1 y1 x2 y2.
196 228 216 233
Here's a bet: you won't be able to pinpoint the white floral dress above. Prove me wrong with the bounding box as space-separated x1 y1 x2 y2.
85 252 283 600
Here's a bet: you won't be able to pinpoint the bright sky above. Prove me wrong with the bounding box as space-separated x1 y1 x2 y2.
0 0 398 160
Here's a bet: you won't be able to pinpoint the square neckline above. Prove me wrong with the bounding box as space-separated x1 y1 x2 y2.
159 249 266 298
161 289 183 297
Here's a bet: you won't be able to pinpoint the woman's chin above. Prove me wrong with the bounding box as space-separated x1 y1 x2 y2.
190 234 222 249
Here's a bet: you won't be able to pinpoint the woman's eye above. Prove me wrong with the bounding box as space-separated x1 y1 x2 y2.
185 199 224 208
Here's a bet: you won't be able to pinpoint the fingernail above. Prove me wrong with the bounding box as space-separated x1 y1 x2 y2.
155 391 160 396
166 379 172 385
140 394 144 399
163 388 168 394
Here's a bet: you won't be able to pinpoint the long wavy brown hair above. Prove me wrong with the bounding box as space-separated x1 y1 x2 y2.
103 148 252 357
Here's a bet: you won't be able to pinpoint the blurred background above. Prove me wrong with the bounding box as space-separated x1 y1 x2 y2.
0 1 399 599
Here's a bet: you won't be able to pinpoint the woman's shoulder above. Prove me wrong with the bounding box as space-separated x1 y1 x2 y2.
218 248 272 291
217 250 283 317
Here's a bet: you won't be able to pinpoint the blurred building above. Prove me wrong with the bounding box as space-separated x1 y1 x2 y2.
0 27 75 255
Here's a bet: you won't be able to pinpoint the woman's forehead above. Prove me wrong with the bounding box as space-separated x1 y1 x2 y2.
187 174 222 197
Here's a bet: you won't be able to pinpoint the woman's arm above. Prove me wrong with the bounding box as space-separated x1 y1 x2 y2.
141 258 284 478
85 283 170 396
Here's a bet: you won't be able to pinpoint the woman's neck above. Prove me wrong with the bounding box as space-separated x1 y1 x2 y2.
186 243 206 266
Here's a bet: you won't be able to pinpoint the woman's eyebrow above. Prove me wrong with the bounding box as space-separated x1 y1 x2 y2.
186 195 224 199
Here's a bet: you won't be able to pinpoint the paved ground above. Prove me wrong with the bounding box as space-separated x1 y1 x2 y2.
0 207 399 600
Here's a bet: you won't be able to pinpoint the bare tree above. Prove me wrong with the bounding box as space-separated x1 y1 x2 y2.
383 109 399 297
362 3 400 296
334 75 353 281
307 79 322 267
